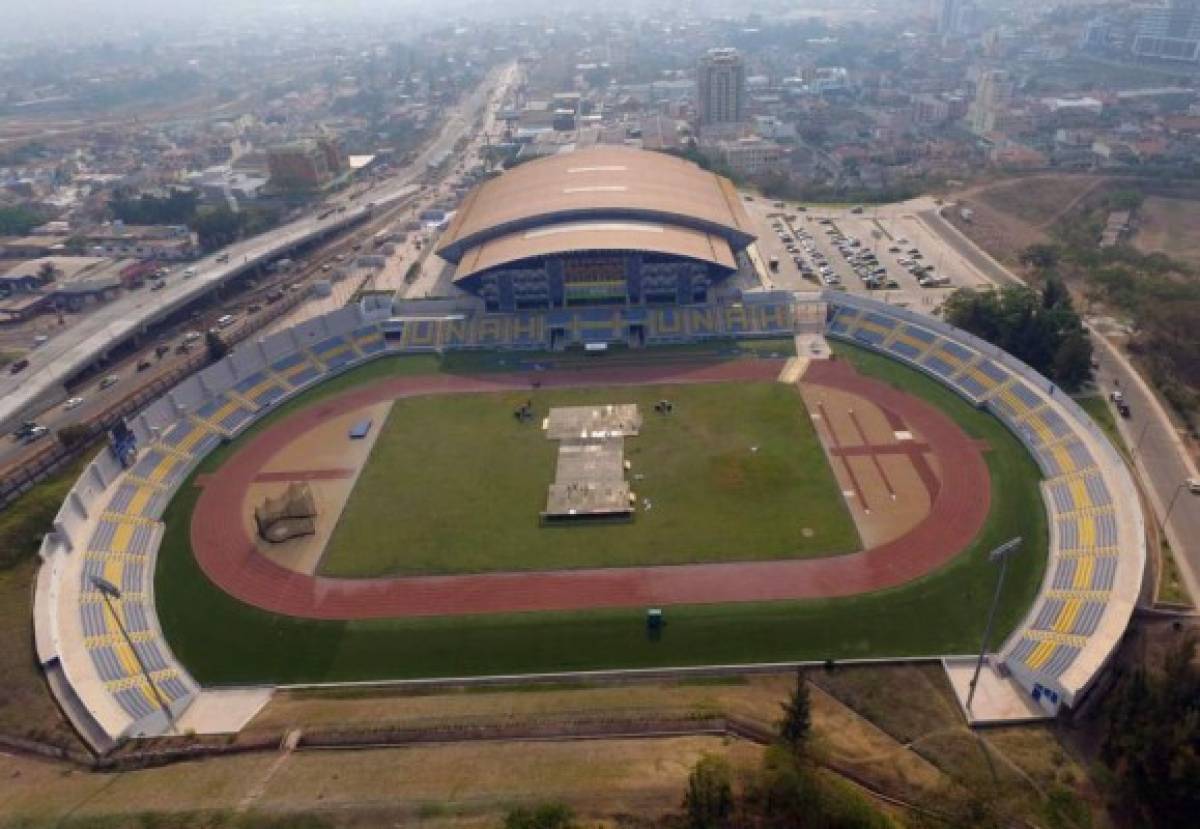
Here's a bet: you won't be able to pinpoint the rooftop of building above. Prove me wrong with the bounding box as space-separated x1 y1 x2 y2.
437 146 754 266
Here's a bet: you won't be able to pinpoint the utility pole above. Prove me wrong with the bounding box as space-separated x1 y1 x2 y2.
90 575 174 728
967 537 1023 712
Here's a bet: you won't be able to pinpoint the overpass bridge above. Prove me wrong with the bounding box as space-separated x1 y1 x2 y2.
0 182 417 435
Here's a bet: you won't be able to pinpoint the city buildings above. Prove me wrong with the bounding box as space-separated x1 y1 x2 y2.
266 136 346 191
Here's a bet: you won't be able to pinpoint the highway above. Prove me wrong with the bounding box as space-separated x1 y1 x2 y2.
0 61 517 441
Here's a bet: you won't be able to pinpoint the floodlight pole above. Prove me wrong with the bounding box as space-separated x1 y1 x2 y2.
967 537 1022 712
90 576 175 729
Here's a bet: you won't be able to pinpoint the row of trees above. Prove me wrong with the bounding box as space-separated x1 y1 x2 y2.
0 204 43 235
940 279 1094 392
109 187 281 250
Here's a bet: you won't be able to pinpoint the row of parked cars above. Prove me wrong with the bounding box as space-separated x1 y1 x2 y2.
823 225 898 292
771 219 842 287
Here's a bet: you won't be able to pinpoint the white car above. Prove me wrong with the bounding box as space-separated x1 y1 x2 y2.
63 397 84 411
1187 478 1200 494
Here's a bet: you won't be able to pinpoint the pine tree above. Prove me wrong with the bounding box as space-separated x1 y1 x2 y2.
779 668 812 757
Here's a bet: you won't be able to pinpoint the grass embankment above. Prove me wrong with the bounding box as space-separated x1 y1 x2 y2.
0 447 102 750
322 381 857 576
157 343 1046 684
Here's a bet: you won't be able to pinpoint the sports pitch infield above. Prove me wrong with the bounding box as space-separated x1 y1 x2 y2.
319 382 859 577
156 344 1047 684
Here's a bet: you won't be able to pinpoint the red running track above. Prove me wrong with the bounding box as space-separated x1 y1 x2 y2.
189 358 989 619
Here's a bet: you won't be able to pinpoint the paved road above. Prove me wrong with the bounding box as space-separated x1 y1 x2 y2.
1090 330 1200 602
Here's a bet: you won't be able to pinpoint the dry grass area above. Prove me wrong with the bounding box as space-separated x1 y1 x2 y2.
258 737 761 820
0 559 87 750
946 174 1108 267
1134 196 1200 268
0 737 760 827
975 175 1104 228
0 667 1111 827
247 677 790 737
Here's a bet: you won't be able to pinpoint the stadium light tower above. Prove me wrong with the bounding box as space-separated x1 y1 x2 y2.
966 537 1022 712
89 575 175 728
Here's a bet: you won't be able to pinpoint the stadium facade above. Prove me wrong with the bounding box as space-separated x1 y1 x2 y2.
435 147 755 312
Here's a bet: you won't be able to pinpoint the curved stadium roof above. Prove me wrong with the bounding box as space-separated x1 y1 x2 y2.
436 147 755 279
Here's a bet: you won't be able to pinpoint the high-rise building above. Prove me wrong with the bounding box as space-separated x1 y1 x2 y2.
1132 0 1200 63
696 48 745 129
938 0 963 36
968 69 1014 134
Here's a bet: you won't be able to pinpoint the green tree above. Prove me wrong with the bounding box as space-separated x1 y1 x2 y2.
36 261 59 285
56 424 92 449
192 207 242 249
778 669 812 758
503 802 577 829
683 754 734 829
0 205 42 235
942 283 1093 391
1100 634 1200 828
1020 244 1060 273
205 329 229 361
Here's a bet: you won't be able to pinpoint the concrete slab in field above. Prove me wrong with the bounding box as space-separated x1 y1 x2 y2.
544 403 641 440
794 331 831 361
543 405 639 521
174 688 274 735
943 657 1050 725
777 357 808 384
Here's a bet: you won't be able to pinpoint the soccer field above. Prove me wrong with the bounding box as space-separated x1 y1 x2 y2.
319 382 859 577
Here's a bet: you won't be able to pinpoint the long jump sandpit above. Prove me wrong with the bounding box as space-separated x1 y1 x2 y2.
189 358 989 620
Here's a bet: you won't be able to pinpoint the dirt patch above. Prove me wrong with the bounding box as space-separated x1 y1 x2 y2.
1134 196 1200 267
241 400 392 575
800 382 936 548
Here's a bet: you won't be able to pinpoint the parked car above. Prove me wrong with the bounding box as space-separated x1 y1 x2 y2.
136 360 152 372
9 358 29 374
63 397 84 410
99 374 120 390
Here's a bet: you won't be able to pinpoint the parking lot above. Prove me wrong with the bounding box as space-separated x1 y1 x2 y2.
741 196 998 312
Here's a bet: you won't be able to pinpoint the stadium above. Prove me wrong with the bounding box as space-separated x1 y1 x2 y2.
30 151 1145 755
435 147 756 312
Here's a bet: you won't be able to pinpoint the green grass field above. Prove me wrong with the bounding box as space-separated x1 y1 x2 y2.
155 343 1047 684
320 381 858 577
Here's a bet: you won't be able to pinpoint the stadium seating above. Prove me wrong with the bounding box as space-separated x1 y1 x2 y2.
823 294 1141 713
309 335 358 371
271 351 323 388
77 514 191 722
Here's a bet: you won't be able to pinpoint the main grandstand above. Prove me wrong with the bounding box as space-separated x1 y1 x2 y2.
433 147 756 311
